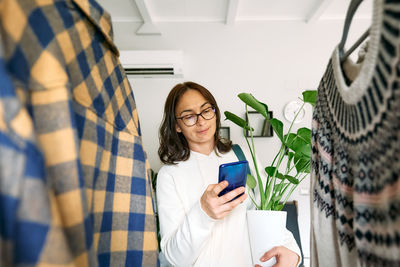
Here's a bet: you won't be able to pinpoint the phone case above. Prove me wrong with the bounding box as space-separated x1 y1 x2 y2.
218 160 248 198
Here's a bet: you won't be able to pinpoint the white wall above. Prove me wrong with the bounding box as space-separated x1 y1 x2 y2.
127 77 183 172
114 19 370 265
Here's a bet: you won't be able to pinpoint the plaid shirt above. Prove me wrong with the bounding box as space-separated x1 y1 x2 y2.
0 0 158 266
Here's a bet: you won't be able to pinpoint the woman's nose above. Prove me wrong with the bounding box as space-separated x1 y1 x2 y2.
196 114 206 125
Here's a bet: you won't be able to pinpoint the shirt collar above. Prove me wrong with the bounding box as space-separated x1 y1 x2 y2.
72 0 119 56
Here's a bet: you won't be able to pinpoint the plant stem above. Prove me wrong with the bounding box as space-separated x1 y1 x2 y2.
265 149 282 198
244 105 265 208
247 188 259 209
278 182 291 202
285 102 306 141
270 148 280 169
264 101 306 210
281 166 309 206
264 143 286 209
288 156 302 174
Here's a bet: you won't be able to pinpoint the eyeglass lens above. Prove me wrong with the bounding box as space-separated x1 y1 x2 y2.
181 107 215 126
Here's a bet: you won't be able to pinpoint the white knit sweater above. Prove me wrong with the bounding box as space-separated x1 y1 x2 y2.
156 147 300 266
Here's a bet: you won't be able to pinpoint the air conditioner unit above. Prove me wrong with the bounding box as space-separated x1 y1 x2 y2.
119 50 183 78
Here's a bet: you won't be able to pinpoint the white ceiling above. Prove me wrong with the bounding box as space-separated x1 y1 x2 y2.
97 0 373 34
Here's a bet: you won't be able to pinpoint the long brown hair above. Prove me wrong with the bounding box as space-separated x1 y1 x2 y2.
158 81 232 164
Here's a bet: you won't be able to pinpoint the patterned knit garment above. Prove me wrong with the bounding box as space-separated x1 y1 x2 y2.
310 0 400 266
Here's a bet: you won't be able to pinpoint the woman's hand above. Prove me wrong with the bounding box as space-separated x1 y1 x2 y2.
200 180 247 220
255 246 299 267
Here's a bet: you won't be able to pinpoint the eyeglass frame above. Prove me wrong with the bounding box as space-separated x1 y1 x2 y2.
176 106 216 127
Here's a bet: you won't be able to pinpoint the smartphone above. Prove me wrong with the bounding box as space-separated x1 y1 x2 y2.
218 160 248 199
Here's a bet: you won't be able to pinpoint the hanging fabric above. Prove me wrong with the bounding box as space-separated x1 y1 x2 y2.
0 0 159 266
310 0 400 266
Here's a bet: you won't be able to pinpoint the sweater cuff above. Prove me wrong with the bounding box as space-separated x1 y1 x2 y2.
284 245 301 267
283 229 302 267
195 199 218 224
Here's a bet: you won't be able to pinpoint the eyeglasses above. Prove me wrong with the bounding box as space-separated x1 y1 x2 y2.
176 107 216 127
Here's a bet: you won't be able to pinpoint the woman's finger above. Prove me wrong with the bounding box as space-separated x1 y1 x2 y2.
219 186 245 204
260 246 280 262
211 180 229 196
219 193 247 213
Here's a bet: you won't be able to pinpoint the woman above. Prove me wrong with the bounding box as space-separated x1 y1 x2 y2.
157 81 300 266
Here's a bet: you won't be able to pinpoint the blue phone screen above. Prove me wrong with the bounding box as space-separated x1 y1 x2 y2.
218 160 248 198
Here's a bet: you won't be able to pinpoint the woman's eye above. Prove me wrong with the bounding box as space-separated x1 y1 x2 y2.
185 115 195 120
203 107 213 114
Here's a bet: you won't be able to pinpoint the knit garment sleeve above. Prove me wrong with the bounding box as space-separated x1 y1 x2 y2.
156 167 216 266
283 228 302 266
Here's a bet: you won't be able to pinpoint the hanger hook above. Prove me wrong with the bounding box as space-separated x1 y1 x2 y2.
338 0 364 58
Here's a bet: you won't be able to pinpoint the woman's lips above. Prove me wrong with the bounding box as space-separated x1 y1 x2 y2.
198 128 209 134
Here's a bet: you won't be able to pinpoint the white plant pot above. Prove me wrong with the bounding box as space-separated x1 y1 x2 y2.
247 210 287 267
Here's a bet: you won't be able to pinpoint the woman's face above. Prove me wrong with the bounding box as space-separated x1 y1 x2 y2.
175 89 217 150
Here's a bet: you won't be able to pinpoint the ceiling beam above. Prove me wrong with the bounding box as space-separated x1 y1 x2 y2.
226 0 239 25
305 0 333 23
134 0 161 35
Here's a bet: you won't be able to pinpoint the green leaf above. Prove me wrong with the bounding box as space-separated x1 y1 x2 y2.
297 128 312 144
302 90 317 106
274 182 288 193
275 204 284 211
272 195 282 203
303 164 311 173
284 133 297 149
286 152 295 170
293 142 311 158
284 174 299 184
273 183 281 192
270 118 284 142
294 153 311 173
261 102 270 118
224 111 253 131
264 166 276 176
246 173 257 189
289 134 310 158
277 173 286 180
288 152 295 162
265 166 284 179
238 93 268 118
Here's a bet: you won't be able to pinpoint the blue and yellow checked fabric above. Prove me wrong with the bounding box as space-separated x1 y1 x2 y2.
0 42 77 266
0 0 159 266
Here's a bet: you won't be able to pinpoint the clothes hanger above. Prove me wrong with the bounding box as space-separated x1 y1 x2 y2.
341 28 370 62
338 0 370 63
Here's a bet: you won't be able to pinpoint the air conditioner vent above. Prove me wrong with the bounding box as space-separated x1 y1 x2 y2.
119 50 183 78
124 67 174 76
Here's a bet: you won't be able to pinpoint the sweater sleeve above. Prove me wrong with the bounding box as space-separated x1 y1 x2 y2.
156 167 216 266
283 228 302 266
